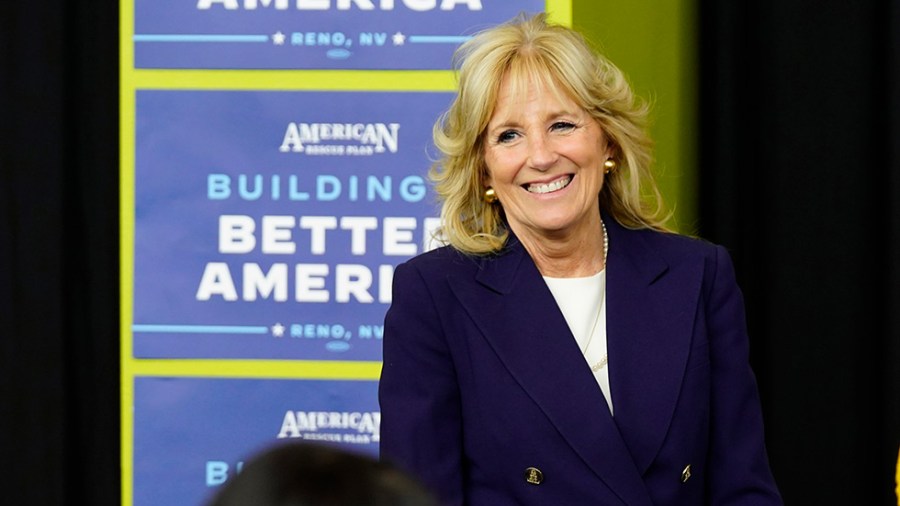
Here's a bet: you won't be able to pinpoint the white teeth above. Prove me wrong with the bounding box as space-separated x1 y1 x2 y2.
527 175 572 194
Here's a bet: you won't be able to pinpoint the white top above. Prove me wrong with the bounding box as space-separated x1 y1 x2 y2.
543 270 613 415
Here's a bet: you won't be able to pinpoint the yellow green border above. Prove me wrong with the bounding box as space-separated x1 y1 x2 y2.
120 2 571 505
132 69 457 90
546 0 572 26
119 4 134 505
129 359 382 379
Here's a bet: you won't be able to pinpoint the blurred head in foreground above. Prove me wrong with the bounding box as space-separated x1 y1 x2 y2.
206 442 438 506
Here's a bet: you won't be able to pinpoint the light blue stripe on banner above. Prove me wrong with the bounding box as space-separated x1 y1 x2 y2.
133 324 269 334
134 34 269 43
408 35 471 44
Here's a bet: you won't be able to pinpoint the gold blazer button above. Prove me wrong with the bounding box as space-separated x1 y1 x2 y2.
681 464 692 483
524 467 543 485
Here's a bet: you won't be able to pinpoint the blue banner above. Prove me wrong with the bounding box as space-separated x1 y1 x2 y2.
133 377 379 506
134 0 545 69
133 90 451 360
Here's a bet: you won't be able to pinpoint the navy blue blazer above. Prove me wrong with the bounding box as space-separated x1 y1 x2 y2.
379 217 781 505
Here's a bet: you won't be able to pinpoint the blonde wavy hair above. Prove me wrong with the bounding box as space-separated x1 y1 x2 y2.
430 13 670 255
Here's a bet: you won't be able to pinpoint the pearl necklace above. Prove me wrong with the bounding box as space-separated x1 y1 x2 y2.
580 219 609 373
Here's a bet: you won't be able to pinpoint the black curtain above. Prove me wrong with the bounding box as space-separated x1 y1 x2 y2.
699 0 900 504
2 0 899 505
0 2 120 505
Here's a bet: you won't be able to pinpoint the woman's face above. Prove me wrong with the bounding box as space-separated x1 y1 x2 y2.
483 75 612 243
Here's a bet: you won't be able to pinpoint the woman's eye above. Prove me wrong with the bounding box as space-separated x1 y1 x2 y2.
551 121 576 132
497 130 519 143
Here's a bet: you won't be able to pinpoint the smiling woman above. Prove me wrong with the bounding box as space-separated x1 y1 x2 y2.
378 13 782 506
428 12 667 257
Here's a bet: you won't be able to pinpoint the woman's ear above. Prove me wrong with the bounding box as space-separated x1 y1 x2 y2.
604 140 618 161
482 167 493 188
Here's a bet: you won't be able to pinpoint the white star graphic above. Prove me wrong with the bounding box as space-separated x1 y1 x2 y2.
271 323 286 337
392 32 406 46
272 31 286 45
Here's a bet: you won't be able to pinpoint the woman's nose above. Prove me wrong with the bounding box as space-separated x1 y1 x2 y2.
527 134 558 171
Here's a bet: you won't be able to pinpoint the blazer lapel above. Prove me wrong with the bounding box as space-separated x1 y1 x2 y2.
605 218 704 473
447 236 654 506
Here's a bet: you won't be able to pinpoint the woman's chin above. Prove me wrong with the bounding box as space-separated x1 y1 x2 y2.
514 214 590 238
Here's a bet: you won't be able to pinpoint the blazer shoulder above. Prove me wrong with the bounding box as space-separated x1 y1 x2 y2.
398 244 484 279
627 227 724 263
635 230 741 302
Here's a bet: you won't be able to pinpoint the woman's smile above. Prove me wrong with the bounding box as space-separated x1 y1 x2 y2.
523 174 573 195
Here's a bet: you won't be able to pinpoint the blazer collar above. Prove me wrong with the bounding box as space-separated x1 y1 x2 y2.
472 216 670 291
604 217 703 473
471 219 667 291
